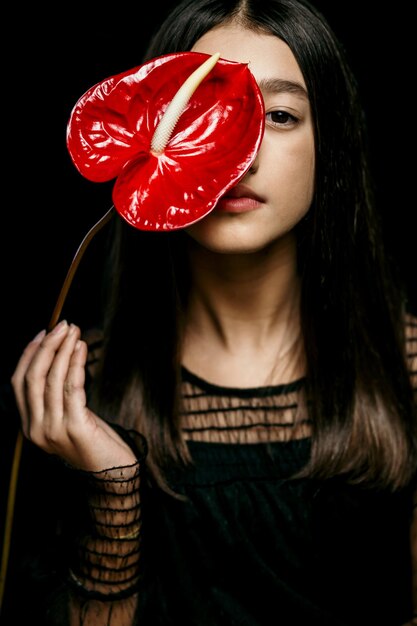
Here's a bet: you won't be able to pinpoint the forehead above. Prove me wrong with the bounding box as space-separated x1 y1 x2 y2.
191 24 306 89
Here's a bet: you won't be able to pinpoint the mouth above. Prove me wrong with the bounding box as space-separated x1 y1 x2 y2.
215 184 265 214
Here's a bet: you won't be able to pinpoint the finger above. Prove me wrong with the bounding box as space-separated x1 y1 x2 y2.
23 321 71 441
63 339 89 434
11 329 46 435
41 324 81 441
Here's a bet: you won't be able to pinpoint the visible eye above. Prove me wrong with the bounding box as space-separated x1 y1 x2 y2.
266 110 298 128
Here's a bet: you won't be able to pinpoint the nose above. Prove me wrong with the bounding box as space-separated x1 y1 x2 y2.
245 151 259 176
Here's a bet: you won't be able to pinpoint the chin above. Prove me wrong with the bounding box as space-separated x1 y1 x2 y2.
185 215 297 256
185 229 271 255
186 214 271 253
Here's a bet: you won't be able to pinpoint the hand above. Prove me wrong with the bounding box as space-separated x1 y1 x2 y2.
11 320 137 471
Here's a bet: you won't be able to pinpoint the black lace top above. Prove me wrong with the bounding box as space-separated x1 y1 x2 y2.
2 317 416 626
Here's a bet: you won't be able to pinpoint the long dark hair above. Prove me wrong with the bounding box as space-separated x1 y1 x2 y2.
90 0 417 491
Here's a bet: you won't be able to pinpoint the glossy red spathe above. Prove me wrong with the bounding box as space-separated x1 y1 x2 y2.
66 51 265 231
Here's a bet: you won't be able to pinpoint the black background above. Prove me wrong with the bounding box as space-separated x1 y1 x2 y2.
2 1 415 380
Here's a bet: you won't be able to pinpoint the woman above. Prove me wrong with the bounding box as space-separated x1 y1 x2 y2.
5 0 417 624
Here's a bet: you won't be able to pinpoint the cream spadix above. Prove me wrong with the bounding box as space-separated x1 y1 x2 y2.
150 52 221 155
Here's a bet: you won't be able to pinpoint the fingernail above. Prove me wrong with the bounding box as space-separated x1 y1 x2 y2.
51 320 68 334
32 329 46 343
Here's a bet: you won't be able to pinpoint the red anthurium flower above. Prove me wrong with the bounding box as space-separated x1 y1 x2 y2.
67 51 265 231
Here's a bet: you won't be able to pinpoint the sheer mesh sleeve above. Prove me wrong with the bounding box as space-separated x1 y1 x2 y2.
66 429 147 626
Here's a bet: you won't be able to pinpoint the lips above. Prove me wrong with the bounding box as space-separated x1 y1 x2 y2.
223 184 264 202
215 184 265 213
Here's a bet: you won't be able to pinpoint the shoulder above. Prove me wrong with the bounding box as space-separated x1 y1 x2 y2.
405 312 417 392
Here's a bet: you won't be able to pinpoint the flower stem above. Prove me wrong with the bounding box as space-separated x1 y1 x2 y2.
48 205 115 330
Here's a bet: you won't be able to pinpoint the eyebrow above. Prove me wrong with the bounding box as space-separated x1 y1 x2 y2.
257 78 309 100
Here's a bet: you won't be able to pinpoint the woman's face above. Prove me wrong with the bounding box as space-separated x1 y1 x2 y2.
186 23 315 254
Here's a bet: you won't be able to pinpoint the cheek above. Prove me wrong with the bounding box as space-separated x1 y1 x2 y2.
295 144 315 209
269 134 315 215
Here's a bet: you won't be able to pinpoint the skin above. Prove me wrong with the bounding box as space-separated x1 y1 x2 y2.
188 25 314 254
183 24 314 386
11 322 136 471
11 23 315 471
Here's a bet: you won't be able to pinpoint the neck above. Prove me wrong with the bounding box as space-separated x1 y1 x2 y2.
182 234 305 386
